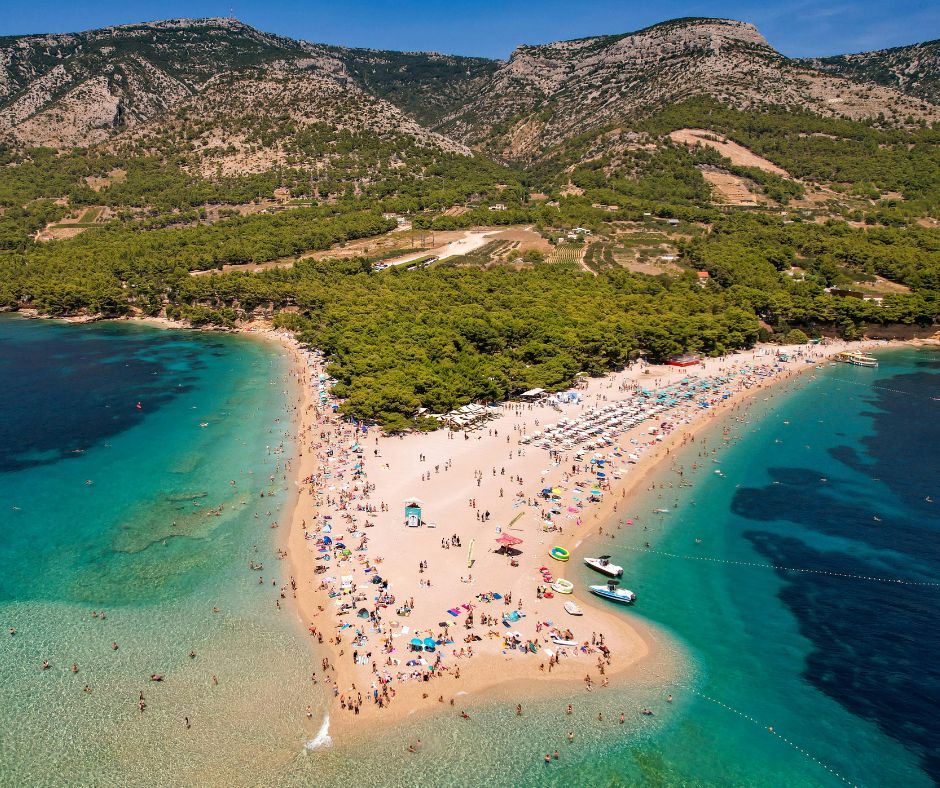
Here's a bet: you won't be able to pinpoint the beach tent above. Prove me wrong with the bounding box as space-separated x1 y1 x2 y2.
404 497 423 527
357 608 370 619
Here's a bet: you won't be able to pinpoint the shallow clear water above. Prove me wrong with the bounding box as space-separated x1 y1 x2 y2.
0 317 320 786
3 320 936 788
566 347 940 787
288 348 939 787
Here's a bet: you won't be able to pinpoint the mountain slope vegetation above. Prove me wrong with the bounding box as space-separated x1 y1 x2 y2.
0 16 938 429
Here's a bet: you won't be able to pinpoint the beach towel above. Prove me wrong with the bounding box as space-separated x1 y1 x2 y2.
447 608 460 616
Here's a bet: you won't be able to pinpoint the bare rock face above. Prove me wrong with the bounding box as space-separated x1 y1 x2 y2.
438 18 939 160
0 17 472 158
113 63 470 175
0 15 935 164
799 39 940 105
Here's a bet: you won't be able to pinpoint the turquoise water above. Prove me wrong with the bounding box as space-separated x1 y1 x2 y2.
0 317 321 786
284 348 938 787
3 319 936 787
566 347 939 786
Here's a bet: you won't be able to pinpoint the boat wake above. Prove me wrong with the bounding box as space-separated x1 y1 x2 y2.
304 715 332 750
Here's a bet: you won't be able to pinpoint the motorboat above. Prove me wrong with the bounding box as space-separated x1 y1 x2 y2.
564 601 583 616
589 580 636 605
584 555 623 577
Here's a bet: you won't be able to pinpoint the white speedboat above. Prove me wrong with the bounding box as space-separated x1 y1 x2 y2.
584 555 623 577
589 580 637 605
564 601 583 616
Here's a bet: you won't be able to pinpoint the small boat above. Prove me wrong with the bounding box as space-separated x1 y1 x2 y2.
549 546 570 562
589 580 637 605
551 636 578 647
584 555 623 577
564 601 583 616
552 579 574 594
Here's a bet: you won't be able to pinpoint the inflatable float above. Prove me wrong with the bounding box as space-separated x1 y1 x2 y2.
551 579 574 594
549 546 570 562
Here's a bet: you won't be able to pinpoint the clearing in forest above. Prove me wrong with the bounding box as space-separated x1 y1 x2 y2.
699 169 768 206
670 128 790 177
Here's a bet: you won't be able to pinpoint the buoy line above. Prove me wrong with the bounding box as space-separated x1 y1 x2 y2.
624 545 939 587
676 684 858 786
828 376 935 399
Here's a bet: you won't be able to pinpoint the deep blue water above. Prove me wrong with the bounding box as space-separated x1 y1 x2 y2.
0 316 318 785
737 351 940 781
3 315 937 786
576 347 940 786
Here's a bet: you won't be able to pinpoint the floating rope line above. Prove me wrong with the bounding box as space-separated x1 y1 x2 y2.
827 376 936 399
676 684 858 787
624 545 940 587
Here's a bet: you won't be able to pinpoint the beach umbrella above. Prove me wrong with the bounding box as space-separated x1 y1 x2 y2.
495 533 523 548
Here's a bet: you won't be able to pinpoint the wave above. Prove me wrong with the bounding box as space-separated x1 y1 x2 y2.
304 714 332 750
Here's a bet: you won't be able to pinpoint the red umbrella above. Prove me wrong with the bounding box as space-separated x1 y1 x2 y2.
495 533 523 547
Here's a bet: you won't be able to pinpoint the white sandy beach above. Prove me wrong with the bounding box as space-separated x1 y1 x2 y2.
269 333 888 739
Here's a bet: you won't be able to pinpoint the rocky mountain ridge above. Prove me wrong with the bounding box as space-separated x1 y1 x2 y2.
0 16 937 165
799 39 940 105
437 18 938 160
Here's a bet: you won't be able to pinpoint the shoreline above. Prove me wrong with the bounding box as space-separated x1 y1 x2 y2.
5 311 908 744
269 330 896 743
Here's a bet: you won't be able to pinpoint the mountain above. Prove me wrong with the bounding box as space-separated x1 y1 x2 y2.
0 17 470 171
0 15 937 171
435 18 939 161
300 44 498 127
798 39 940 105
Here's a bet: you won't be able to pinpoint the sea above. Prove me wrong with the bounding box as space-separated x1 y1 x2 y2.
1 317 937 787
0 316 320 786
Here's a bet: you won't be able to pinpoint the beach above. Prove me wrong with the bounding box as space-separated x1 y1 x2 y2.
3 314 933 786
273 333 890 742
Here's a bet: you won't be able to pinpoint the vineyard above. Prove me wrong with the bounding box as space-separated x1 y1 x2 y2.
546 243 582 265
583 242 617 272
